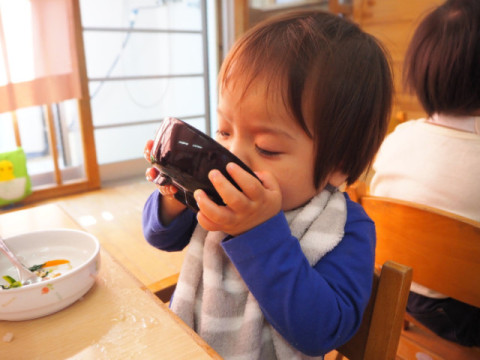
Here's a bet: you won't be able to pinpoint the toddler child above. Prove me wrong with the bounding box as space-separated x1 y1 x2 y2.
143 10 393 359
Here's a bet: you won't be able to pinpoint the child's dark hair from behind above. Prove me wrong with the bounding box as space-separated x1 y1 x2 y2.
220 11 393 187
404 0 480 116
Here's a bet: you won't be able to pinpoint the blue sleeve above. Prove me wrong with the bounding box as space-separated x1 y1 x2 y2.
142 190 197 251
221 193 375 356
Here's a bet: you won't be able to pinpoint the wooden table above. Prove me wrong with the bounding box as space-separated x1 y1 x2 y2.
0 204 221 360
55 179 187 291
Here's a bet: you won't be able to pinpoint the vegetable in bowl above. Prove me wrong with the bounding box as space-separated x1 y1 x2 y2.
1 259 72 289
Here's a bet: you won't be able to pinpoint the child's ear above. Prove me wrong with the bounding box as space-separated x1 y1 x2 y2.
326 170 348 188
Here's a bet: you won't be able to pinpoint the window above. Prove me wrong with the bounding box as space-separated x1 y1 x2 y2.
0 0 217 206
0 0 100 205
80 0 216 182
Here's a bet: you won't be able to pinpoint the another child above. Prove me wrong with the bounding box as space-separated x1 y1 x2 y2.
143 10 393 358
370 0 480 347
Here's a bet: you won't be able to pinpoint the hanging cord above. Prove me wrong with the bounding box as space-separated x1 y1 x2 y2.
89 0 175 100
89 6 139 100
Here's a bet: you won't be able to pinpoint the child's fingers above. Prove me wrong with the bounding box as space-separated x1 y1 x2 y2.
225 162 265 200
195 192 221 230
145 167 159 182
159 184 178 196
208 169 250 210
194 189 234 229
252 170 281 193
144 139 154 162
145 167 178 195
196 211 221 232
194 188 226 214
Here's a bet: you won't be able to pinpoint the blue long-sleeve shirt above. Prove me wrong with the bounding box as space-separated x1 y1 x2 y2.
142 191 375 356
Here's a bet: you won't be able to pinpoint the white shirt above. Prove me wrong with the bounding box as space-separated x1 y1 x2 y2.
371 118 480 222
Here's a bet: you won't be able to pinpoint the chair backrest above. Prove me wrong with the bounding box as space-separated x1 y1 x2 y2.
336 260 412 360
360 196 480 309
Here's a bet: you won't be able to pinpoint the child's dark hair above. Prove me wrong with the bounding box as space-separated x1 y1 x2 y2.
404 0 480 116
219 10 393 188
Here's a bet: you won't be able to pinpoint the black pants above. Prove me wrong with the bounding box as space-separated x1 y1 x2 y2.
407 292 480 347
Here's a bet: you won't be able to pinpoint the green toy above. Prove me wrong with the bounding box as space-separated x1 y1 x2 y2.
0 148 32 207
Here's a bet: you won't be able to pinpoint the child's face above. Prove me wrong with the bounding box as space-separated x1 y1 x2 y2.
216 79 319 211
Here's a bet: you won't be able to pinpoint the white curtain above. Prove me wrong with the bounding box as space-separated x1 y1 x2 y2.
0 0 82 113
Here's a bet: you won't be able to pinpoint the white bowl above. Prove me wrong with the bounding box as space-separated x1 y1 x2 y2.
0 229 100 321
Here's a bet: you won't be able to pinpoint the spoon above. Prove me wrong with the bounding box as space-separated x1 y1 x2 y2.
0 235 42 286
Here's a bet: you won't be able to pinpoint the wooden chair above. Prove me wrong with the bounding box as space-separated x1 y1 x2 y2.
360 196 480 359
335 260 412 360
151 261 412 360
344 180 368 203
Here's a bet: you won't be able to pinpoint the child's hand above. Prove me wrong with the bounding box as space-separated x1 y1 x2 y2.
194 162 282 236
144 140 176 193
145 167 179 196
143 140 186 224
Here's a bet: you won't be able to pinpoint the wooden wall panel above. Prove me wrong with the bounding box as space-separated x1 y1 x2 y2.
353 0 444 127
355 0 440 25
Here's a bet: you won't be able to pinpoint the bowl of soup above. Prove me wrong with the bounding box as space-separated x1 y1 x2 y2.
0 229 100 321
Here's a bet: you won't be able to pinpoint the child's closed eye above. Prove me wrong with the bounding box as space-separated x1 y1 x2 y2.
255 145 281 157
216 130 230 140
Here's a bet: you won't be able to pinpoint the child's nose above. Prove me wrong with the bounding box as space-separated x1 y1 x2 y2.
228 139 252 169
